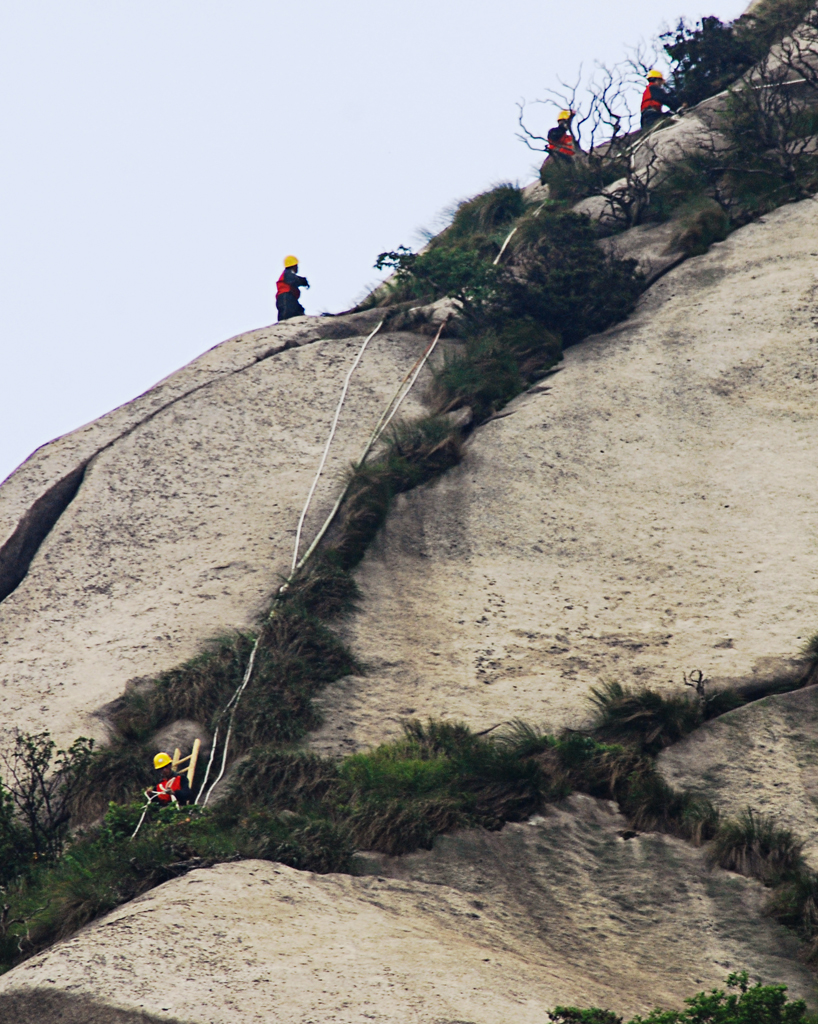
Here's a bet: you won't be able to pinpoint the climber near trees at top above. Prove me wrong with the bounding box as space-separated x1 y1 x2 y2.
640 69 681 131
546 110 577 162
149 751 192 806
276 255 310 321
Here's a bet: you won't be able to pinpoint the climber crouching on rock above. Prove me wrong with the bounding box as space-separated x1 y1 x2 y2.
539 110 579 185
276 255 310 321
546 110 577 163
149 751 193 806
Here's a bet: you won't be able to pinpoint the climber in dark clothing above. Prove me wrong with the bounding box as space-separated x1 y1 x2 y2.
546 110 577 163
276 255 310 321
640 70 681 131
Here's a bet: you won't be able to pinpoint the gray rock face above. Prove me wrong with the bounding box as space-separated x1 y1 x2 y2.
310 197 818 757
2 189 818 1020
0 310 431 748
0 796 809 1024
660 686 818 867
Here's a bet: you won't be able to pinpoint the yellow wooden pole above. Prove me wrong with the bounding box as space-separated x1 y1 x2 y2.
187 738 201 788
172 748 181 772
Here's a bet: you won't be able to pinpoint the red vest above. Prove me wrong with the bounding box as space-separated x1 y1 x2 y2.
548 128 575 156
277 271 300 300
641 86 662 113
156 775 182 803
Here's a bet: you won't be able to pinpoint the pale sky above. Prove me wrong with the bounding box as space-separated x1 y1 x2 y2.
0 0 748 484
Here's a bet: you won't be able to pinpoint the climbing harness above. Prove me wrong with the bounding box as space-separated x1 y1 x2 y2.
195 318 446 807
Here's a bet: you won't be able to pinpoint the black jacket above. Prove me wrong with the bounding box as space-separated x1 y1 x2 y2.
282 267 309 298
645 84 679 112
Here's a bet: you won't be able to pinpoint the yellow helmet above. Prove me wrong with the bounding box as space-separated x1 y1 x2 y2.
647 69 664 80
283 255 299 267
557 109 572 121
153 752 172 770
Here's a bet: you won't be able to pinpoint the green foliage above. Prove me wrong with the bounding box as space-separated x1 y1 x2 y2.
662 0 815 107
375 244 503 321
73 744 153 823
587 679 745 756
670 198 730 256
0 733 95 872
662 17 759 107
630 972 814 1024
800 633 818 685
552 973 815 1024
588 682 704 755
712 809 803 884
550 1009 622 1024
106 570 363 763
544 729 718 844
719 83 818 216
541 153 628 205
768 867 818 955
0 780 30 886
234 718 567 858
331 415 463 569
446 183 528 240
504 211 642 346
435 319 561 420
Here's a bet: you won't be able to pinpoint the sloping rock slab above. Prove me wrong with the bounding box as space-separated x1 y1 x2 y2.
0 314 430 748
310 197 818 757
0 796 809 1024
659 686 818 867
0 990 183 1024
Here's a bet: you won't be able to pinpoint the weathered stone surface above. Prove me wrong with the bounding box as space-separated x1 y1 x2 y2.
0 796 809 1023
150 720 211 762
310 197 818 757
660 686 818 867
0 311 432 749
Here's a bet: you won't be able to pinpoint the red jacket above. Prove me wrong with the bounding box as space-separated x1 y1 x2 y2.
547 125 576 156
641 86 661 113
277 268 308 301
155 774 183 803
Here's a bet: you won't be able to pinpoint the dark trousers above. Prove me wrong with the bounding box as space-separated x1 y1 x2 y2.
276 294 305 321
640 109 663 131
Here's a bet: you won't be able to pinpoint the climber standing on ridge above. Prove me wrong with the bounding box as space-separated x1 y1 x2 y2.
546 109 577 163
148 752 192 806
276 255 310 321
640 70 681 131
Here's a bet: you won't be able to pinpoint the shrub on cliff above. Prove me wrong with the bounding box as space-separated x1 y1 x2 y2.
663 0 816 107
550 971 817 1023
0 732 96 881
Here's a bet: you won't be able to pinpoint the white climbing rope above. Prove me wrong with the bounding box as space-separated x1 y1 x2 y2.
194 723 220 803
194 318 447 808
493 226 518 265
290 318 448 578
199 639 260 807
131 792 159 839
373 319 446 441
290 320 384 574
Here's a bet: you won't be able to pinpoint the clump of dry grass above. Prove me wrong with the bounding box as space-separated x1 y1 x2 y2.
712 808 803 883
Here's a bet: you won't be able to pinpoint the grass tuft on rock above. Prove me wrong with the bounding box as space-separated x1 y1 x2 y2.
589 681 703 754
712 808 803 884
